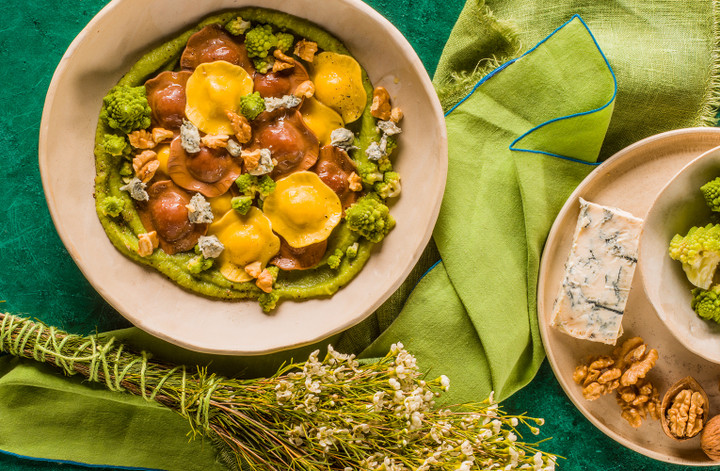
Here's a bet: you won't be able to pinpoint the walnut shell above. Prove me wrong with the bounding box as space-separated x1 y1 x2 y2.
660 376 709 440
702 415 720 461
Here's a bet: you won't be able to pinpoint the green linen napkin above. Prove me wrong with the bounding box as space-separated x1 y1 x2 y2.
359 15 614 402
0 15 616 470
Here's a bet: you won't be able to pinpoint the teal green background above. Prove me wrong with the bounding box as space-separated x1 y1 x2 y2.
0 0 715 470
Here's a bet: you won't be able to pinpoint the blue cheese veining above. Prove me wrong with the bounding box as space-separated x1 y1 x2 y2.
550 198 644 345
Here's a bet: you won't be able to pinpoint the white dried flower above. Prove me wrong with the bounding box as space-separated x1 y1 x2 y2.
510 417 519 427
533 452 544 470
305 378 321 394
372 391 386 412
440 375 450 391
457 460 474 471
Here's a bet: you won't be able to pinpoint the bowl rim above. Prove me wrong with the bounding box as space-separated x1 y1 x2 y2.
38 0 448 354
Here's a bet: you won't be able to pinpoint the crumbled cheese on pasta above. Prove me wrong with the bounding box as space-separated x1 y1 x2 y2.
248 148 274 176
186 193 213 224
366 141 383 161
264 95 301 112
226 138 242 157
377 120 402 136
330 127 356 150
119 177 149 201
180 119 201 154
197 235 224 259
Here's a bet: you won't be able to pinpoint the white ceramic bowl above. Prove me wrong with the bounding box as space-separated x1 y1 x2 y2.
640 144 720 364
39 0 447 354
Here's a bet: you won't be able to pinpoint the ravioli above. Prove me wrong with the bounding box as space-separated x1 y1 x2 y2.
185 61 254 135
209 207 280 282
145 71 192 130
167 136 242 197
311 52 367 123
263 171 342 248
180 24 254 74
300 98 344 146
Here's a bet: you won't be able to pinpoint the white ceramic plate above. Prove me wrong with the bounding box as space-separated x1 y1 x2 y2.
538 128 720 465
39 0 447 354
640 145 720 364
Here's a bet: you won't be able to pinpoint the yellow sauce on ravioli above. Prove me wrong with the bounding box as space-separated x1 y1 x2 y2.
300 97 344 145
155 144 171 176
185 61 254 135
311 52 367 124
263 171 342 248
208 193 234 222
209 207 280 282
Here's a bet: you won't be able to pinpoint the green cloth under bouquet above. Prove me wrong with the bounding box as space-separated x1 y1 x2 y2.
0 0 718 469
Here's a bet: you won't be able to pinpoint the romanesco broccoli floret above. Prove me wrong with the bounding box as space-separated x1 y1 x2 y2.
100 196 125 217
225 17 251 36
377 155 393 173
252 57 275 74
231 196 253 215
373 171 401 199
100 85 151 134
691 285 720 323
259 290 280 312
245 24 277 58
187 255 213 274
669 224 720 289
258 175 276 196
701 177 720 212
119 162 133 177
235 173 276 198
240 92 266 120
384 136 398 155
101 134 131 158
275 32 294 52
346 242 359 259
235 173 258 196
327 249 344 269
345 194 395 243
357 161 383 185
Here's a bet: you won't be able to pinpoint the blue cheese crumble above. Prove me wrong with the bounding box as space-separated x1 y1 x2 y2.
377 120 402 136
550 198 643 345
197 235 224 259
226 138 242 157
180 119 201 154
248 148 274 176
330 127 356 150
186 193 213 224
366 141 383 161
119 177 149 201
264 95 301 112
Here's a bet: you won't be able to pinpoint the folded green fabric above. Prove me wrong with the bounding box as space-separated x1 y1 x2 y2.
361 15 615 402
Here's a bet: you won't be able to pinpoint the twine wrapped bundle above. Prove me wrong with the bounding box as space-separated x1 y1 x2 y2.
0 312 557 470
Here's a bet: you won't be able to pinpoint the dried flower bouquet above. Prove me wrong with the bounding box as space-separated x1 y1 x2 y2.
0 312 557 470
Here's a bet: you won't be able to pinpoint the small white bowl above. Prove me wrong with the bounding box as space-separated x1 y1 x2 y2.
39 0 447 354
640 144 720 364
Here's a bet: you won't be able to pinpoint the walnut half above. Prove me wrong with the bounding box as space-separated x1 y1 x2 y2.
661 376 708 440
